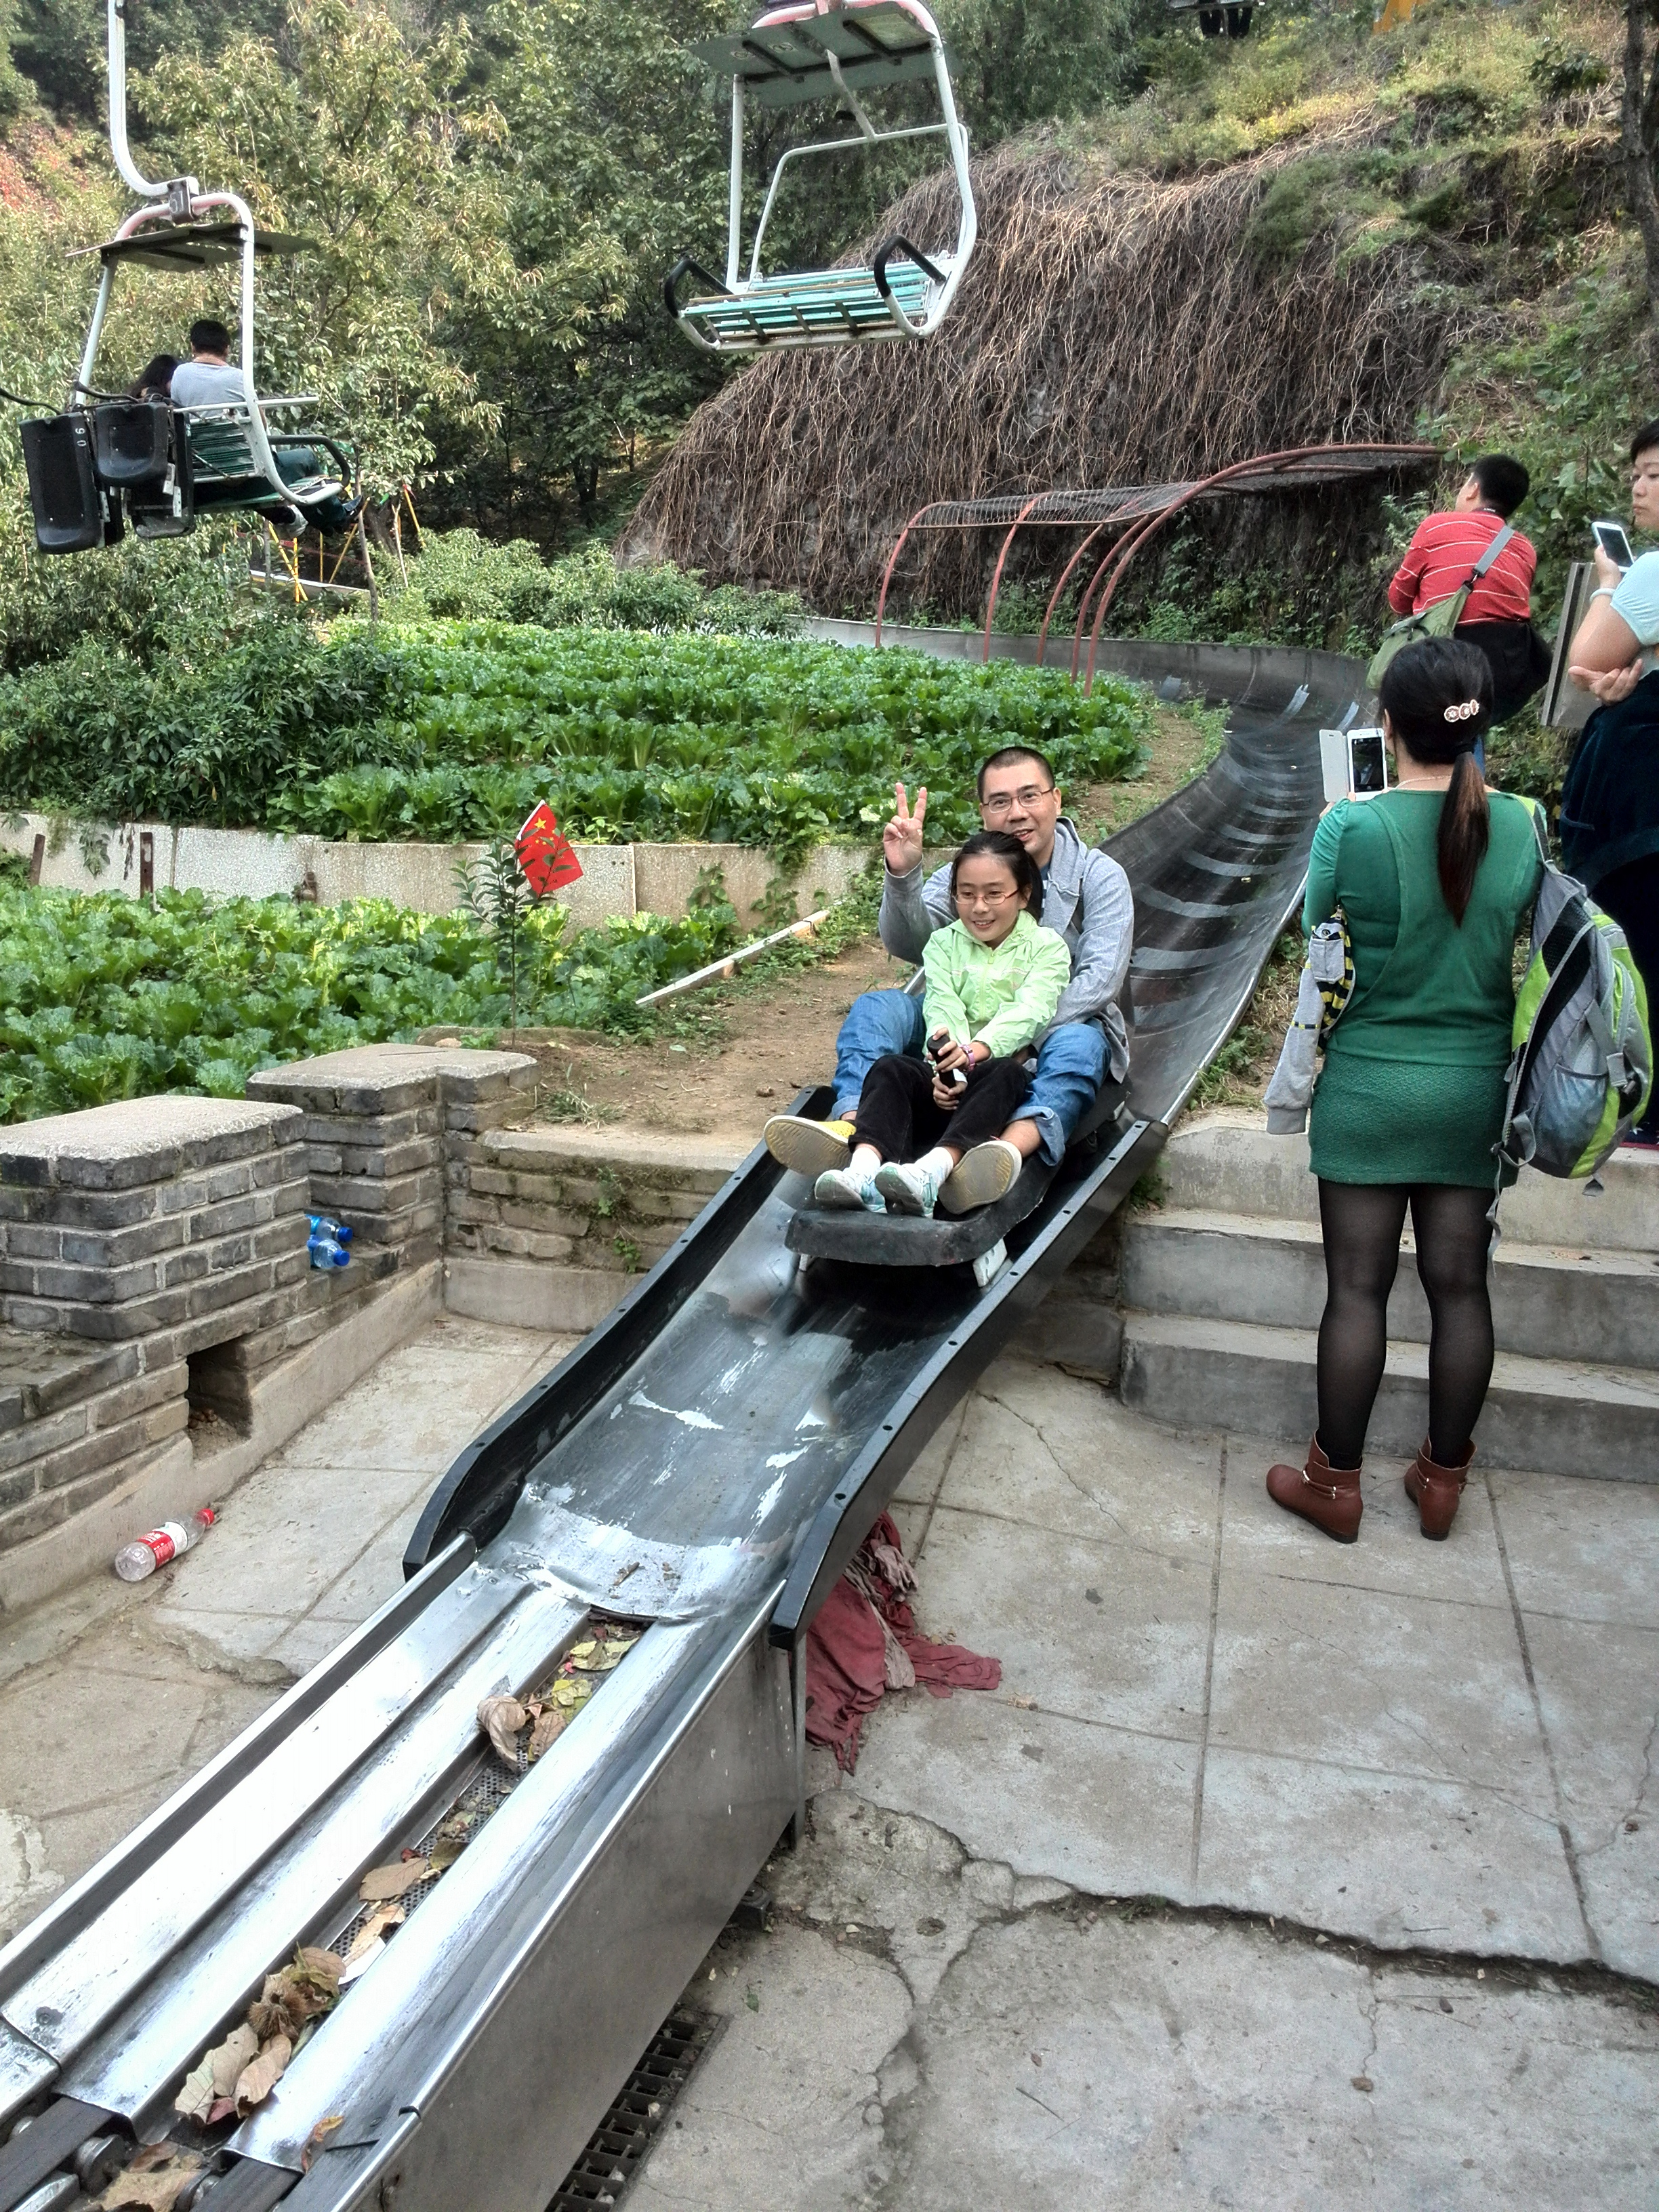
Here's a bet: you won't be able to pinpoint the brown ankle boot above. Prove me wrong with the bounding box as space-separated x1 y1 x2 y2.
1265 1435 1362 1543
1404 1438 1474 1540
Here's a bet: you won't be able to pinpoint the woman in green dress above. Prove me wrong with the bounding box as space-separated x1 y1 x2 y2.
1267 638 1543 1543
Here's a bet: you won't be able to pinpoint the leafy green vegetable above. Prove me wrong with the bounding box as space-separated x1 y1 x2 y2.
0 624 1149 860
0 882 738 1124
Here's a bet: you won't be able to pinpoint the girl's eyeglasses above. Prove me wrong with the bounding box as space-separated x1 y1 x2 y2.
956 884 1022 907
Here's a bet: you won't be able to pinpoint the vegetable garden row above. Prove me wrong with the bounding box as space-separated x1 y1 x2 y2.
0 624 1155 859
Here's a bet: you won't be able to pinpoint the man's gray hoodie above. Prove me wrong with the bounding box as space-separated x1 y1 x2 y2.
877 815 1134 1078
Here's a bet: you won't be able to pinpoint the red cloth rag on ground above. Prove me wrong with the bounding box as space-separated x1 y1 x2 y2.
803 1511 1001 1773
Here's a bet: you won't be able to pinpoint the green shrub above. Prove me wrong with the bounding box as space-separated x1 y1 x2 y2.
381 533 802 636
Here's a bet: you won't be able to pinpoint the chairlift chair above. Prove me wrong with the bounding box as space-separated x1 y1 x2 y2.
666 0 977 354
1166 0 1257 36
15 0 361 554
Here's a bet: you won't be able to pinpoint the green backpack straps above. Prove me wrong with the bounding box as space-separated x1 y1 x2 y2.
1498 800 1654 1189
1367 522 1517 693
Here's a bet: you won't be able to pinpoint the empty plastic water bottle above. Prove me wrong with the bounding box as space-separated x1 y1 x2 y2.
308 1216 350 1269
115 1507 215 1583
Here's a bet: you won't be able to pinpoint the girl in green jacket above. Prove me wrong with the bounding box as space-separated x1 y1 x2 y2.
815 830 1071 1218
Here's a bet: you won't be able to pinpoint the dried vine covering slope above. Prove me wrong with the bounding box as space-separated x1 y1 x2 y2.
621 141 1451 615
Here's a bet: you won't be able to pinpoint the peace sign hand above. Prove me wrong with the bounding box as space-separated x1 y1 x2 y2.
882 781 928 875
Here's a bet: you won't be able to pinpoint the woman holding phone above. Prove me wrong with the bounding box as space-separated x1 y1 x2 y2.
1561 421 1659 1145
1266 638 1543 1545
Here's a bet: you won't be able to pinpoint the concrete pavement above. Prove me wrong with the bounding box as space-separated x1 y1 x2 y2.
1 1331 1654 2207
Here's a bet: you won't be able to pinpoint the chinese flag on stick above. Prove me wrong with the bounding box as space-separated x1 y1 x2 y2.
514 803 583 899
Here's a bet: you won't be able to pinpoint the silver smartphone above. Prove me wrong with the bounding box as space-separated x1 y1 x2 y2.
1592 518 1635 570
1319 726 1388 803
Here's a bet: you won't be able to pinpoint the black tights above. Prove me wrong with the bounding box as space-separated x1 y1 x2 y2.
1316 1182 1494 1471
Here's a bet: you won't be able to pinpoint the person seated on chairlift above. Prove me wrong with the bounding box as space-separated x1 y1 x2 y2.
813 830 1071 1221
128 352 178 402
169 318 247 409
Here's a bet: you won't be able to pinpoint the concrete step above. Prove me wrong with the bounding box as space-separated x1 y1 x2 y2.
1122 1207 1659 1370
1160 1109 1659 1252
1119 1311 1659 1483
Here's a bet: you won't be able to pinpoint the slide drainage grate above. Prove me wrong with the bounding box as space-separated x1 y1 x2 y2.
546 2009 720 2211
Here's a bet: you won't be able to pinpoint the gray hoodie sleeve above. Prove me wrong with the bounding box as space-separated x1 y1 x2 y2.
1046 848 1134 1034
878 859 956 966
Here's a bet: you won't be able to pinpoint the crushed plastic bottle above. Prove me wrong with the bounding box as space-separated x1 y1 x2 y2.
115 1507 216 1582
308 1214 351 1269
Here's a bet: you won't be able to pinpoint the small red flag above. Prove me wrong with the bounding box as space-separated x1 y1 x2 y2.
514 802 583 899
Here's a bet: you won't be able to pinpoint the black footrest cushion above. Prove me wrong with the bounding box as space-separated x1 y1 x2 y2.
785 1157 1057 1267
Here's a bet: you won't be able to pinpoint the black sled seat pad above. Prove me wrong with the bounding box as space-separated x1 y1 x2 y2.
785 1152 1057 1265
783 1083 1132 1268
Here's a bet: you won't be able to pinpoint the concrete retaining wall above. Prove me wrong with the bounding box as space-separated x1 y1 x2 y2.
0 817 876 930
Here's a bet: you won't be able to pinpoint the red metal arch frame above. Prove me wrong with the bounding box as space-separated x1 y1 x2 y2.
872 443 1439 677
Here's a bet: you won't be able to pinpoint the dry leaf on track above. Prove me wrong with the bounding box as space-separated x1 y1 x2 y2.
528 1704 567 1761
97 2143 205 2210
478 1693 529 1768
234 2031 293 2116
359 1857 430 1902
302 2114 346 2174
205 2021 260 2101
172 2051 216 2123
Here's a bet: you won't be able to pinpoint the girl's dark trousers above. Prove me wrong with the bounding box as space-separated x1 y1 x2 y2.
853 1052 1032 1162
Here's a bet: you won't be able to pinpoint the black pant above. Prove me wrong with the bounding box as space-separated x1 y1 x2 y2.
1316 1181 1494 1470
853 1053 1032 1163
1593 854 1659 1139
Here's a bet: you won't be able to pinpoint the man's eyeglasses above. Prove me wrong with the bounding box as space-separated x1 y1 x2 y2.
981 785 1055 818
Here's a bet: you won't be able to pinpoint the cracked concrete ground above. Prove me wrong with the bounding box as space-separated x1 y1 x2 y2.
2 1331 1656 2206
0 1312 573 1942
636 1357 1659 2210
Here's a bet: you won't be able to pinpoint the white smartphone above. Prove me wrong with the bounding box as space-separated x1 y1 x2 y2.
1591 518 1634 570
1319 726 1388 804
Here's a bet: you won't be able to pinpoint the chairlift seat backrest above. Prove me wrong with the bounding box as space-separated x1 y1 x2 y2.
20 414 104 554
93 398 171 487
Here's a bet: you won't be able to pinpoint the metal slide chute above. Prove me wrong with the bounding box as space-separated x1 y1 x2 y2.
0 643 1357 2212
666 0 976 353
15 0 360 554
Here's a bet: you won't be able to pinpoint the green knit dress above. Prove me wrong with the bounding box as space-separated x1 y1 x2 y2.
1305 789 1543 1187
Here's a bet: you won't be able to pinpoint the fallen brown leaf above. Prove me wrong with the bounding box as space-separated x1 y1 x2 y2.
528 1703 567 1762
478 1693 529 1768
359 1857 429 1902
301 2114 346 2173
1010 1695 1038 1711
205 2021 260 2100
234 2031 293 2116
343 1904 405 1964
173 2048 216 2123
97 2142 205 2211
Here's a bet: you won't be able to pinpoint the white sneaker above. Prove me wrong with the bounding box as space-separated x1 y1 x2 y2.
940 1139 1023 1216
874 1161 945 1218
814 1166 886 1212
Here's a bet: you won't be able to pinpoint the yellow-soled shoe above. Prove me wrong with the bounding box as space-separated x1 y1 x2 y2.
764 1114 855 1178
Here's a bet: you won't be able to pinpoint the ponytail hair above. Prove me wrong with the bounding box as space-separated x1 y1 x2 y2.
1376 637 1494 926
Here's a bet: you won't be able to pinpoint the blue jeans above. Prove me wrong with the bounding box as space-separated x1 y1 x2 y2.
831 989 1106 1167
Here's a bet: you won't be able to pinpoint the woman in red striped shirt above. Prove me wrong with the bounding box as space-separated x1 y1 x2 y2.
1387 453 1551 723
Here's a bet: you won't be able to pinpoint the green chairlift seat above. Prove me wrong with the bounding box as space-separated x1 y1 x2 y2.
668 0 976 355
